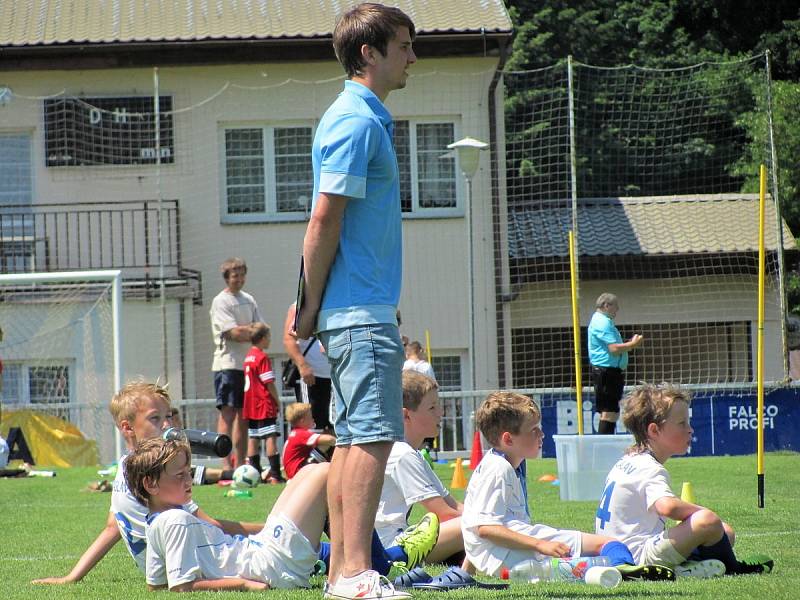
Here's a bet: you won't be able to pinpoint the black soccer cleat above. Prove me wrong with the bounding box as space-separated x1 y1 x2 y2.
734 554 774 575
616 564 676 581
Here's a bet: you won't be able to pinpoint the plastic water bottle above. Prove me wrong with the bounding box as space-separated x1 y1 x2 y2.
223 489 252 499
501 556 611 583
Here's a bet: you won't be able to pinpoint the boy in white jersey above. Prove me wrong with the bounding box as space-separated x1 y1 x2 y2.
462 391 675 581
32 381 262 584
595 383 774 577
126 437 329 591
376 371 463 564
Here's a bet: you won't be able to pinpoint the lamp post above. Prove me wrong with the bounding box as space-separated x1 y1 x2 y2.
447 137 488 389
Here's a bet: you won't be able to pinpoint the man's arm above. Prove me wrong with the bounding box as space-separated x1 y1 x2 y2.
222 324 257 343
194 508 264 536
168 578 268 592
32 511 122 584
295 193 349 338
476 524 571 557
283 306 315 385
608 333 644 354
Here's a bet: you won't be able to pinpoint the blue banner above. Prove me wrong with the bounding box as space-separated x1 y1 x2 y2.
539 388 800 458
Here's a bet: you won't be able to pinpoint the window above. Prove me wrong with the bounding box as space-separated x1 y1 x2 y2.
1 362 73 420
0 133 34 270
395 120 459 216
430 355 463 391
223 125 313 221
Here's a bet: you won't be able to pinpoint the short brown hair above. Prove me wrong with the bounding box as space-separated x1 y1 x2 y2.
623 382 692 454
251 322 270 344
286 402 312 426
109 380 171 426
124 437 191 506
476 391 540 447
220 257 247 281
333 3 415 78
402 370 438 411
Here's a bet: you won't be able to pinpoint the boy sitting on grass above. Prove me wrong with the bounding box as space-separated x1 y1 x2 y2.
32 381 263 584
375 371 465 565
282 402 336 479
595 382 774 577
462 391 675 581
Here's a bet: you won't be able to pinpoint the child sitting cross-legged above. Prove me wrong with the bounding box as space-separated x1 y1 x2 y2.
462 391 675 582
595 383 774 577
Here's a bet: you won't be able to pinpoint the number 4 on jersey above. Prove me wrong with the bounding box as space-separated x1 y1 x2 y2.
596 481 616 529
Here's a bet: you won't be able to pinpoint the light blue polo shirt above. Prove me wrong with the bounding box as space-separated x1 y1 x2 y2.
312 80 402 332
588 311 627 369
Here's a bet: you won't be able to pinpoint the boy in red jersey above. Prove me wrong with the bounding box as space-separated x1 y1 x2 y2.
282 403 336 479
243 323 284 483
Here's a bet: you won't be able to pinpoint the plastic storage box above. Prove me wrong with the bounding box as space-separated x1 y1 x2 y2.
552 434 634 501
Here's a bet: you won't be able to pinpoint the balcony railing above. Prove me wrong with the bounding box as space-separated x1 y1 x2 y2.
0 200 201 302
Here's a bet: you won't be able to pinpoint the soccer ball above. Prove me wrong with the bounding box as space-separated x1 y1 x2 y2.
232 464 260 488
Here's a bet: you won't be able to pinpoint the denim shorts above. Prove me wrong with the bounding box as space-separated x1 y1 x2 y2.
318 324 404 446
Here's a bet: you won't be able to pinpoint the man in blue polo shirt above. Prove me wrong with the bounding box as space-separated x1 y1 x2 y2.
296 4 422 600
588 293 644 434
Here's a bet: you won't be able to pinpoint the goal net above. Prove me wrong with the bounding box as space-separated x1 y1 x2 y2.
0 271 120 464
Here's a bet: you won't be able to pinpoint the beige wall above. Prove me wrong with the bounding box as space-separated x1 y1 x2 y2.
1 55 502 396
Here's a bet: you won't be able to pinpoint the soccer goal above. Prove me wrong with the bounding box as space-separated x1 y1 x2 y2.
0 270 122 463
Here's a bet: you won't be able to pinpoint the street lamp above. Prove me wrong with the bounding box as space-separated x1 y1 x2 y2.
447 137 488 389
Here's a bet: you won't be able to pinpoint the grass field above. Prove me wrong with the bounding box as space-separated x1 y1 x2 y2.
2 452 798 599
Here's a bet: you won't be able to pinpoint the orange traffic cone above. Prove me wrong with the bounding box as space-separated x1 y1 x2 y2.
450 457 467 489
469 430 483 470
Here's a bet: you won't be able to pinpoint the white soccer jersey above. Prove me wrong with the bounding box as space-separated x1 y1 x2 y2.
111 455 198 572
210 289 264 371
594 451 675 564
461 452 533 575
375 441 449 545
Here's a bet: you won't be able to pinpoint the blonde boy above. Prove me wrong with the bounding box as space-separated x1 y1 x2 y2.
32 381 262 584
462 391 674 581
282 403 336 479
375 371 462 564
596 383 773 576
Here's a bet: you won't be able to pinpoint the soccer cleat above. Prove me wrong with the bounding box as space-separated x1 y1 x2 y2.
393 512 439 570
734 554 774 575
675 559 726 578
616 563 676 581
262 470 286 485
324 570 411 600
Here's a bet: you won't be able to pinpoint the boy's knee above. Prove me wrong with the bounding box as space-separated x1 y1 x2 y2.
722 521 735 545
691 509 723 536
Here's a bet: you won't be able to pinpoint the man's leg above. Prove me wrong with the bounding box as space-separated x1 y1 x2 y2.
232 408 248 468
340 441 393 577
217 405 236 469
326 446 347 584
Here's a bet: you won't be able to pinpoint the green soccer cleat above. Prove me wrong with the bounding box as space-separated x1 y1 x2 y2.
675 559 726 578
393 512 440 570
616 563 676 581
735 554 774 575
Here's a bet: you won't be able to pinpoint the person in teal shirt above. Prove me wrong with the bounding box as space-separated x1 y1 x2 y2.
588 293 644 434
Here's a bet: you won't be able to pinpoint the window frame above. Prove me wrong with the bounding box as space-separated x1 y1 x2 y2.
396 117 465 219
220 122 315 224
1 361 75 411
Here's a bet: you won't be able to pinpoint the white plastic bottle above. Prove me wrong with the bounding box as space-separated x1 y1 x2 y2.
502 556 611 583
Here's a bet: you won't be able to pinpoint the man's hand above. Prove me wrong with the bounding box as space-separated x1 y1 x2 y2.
299 362 316 386
629 333 644 348
292 301 319 340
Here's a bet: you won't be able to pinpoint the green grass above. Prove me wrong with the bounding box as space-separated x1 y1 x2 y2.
2 453 799 599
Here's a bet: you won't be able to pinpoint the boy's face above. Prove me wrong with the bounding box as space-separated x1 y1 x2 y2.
408 390 443 438
509 413 545 459
125 395 173 448
148 452 193 508
652 401 693 457
261 332 271 349
299 413 316 429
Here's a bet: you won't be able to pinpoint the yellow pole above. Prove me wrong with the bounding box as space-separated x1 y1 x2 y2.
757 165 766 508
425 329 438 452
568 231 584 435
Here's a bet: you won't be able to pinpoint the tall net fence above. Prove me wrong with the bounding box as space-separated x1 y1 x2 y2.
501 55 788 394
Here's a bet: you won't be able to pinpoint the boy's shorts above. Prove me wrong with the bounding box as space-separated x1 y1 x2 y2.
248 418 279 439
503 524 582 568
318 324 404 446
638 532 686 567
592 366 625 413
243 513 317 589
214 369 245 409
